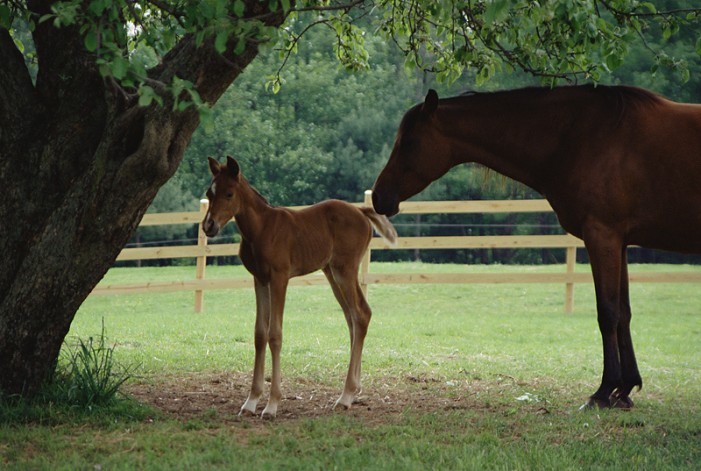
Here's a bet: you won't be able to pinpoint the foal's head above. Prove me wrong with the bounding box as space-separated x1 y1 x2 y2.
202 156 242 237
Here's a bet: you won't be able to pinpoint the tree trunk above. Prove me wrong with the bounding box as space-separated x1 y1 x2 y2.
0 1 288 397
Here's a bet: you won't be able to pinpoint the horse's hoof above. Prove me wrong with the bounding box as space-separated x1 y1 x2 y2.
579 397 609 411
610 394 634 410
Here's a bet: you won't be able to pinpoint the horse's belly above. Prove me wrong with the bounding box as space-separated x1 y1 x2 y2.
629 219 701 253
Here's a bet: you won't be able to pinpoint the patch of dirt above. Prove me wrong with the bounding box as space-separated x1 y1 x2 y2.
124 371 495 425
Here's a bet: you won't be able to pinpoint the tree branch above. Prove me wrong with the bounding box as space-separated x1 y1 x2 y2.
0 29 41 143
598 0 701 20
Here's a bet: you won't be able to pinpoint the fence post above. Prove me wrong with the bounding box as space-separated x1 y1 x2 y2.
360 190 373 297
564 245 576 313
195 199 209 313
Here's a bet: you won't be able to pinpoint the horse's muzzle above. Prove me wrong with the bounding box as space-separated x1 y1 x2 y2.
202 218 220 237
371 189 399 217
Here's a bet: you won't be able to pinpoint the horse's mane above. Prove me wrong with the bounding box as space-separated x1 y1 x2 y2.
451 84 664 129
457 84 664 107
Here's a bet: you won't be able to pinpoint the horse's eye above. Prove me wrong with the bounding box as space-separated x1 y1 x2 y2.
226 192 234 199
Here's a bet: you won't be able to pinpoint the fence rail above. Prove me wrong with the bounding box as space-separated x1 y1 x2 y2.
91 191 701 313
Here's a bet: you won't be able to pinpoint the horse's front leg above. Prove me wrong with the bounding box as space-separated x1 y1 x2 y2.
582 230 626 410
240 278 271 416
261 274 289 419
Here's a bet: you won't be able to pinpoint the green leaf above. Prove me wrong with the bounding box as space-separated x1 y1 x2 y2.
138 92 153 107
640 2 657 14
233 0 245 18
215 30 228 53
484 0 509 24
696 36 701 56
234 36 246 55
84 30 98 52
0 4 11 29
111 56 128 79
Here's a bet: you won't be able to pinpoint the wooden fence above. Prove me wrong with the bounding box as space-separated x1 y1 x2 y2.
90 191 701 313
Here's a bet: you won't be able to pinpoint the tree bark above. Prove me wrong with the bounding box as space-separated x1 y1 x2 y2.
0 1 288 397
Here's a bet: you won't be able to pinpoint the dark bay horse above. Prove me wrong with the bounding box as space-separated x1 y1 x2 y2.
203 156 397 418
372 85 701 409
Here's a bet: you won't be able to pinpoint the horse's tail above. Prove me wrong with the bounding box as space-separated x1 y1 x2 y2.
360 207 398 248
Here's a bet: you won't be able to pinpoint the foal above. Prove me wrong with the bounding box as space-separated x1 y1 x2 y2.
202 156 397 418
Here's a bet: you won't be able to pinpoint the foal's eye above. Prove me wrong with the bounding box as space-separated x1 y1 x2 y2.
226 192 234 199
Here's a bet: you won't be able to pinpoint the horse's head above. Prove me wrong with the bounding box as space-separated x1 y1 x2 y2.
372 89 454 216
202 155 242 237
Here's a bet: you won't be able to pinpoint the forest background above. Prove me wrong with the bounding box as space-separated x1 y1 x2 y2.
138 4 701 267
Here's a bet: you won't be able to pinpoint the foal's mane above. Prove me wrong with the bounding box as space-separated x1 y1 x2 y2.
230 170 272 208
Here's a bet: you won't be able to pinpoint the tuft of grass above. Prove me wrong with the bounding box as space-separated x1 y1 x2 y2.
52 319 138 408
0 320 150 426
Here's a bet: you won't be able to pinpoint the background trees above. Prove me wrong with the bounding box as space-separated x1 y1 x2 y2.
2 0 700 398
146 2 701 265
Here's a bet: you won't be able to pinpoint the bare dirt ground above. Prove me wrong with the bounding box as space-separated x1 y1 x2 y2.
124 371 503 426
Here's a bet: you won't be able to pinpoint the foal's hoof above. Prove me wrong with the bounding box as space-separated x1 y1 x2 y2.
238 407 258 418
333 402 351 412
333 391 358 411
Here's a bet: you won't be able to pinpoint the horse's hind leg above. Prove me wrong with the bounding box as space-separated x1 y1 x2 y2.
323 265 372 410
610 253 642 409
240 278 271 416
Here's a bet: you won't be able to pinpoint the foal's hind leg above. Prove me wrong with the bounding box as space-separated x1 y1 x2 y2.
323 265 372 410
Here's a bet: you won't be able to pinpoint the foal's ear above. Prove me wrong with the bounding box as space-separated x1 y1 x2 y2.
208 157 220 176
422 89 439 115
225 155 240 178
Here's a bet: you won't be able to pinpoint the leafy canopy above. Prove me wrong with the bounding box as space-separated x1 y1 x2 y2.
4 0 700 102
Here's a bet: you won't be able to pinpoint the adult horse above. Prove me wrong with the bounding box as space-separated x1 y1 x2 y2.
203 156 397 418
372 85 701 409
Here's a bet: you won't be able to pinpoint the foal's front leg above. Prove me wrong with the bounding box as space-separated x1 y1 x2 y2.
240 278 271 416
260 274 289 418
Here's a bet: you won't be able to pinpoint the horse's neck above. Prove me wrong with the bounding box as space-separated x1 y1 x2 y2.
233 179 273 241
438 93 577 193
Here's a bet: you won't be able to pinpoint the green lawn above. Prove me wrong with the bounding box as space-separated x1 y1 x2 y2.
2 262 700 470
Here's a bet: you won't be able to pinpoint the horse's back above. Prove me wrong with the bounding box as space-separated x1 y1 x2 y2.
550 96 701 253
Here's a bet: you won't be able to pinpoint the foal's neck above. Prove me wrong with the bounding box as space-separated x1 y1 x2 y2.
233 177 273 241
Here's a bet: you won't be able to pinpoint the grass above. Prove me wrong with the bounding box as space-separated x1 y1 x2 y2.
2 262 700 469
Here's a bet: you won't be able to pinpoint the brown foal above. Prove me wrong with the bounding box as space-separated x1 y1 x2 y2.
203 156 397 418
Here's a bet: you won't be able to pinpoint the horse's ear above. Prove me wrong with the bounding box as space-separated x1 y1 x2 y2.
208 157 220 177
226 156 240 178
422 89 439 115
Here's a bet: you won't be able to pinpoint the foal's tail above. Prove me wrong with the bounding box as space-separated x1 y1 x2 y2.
360 207 398 248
